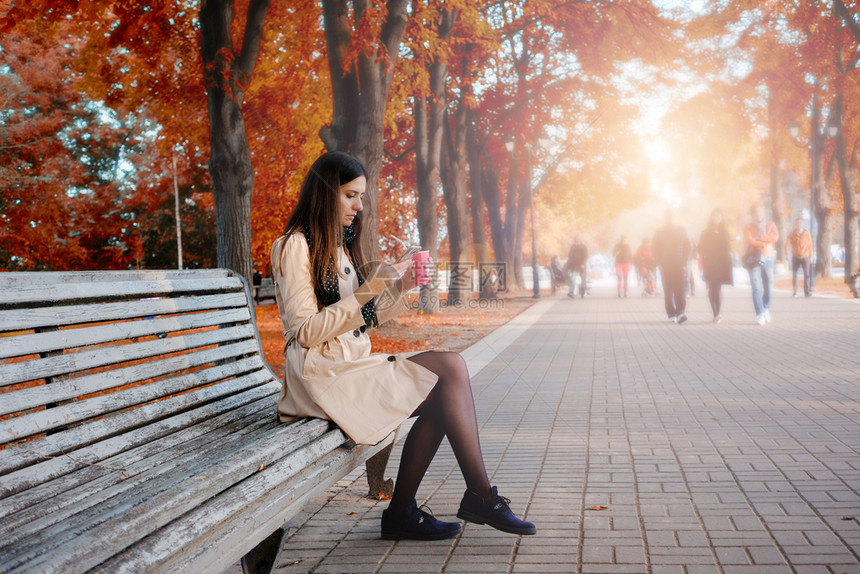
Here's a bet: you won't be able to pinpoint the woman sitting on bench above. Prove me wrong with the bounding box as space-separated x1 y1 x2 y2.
270 151 536 541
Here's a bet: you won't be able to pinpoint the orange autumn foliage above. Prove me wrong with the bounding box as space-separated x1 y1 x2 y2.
4 1 856 280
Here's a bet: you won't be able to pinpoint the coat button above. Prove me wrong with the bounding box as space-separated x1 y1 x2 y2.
387 355 396 362
353 329 361 337
345 266 351 274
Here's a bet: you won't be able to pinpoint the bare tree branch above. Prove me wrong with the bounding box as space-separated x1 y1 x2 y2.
236 0 271 80
833 0 860 45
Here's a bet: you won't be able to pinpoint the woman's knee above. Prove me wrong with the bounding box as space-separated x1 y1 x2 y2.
436 351 469 382
411 350 469 385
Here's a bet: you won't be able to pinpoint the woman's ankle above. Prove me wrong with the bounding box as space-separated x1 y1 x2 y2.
386 496 413 515
467 485 493 500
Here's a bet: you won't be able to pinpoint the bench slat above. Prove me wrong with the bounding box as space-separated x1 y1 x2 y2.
0 374 279 505
4 426 345 574
0 358 275 476
0 402 284 540
0 270 231 290
1 333 259 417
0 338 262 441
0 322 257 389
131 435 390 574
0 407 299 546
0 277 244 307
0 306 251 358
0 292 249 332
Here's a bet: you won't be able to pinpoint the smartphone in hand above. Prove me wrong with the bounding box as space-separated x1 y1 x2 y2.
395 245 421 263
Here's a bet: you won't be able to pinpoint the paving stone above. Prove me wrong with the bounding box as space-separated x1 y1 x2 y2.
575 566 649 574
260 284 860 573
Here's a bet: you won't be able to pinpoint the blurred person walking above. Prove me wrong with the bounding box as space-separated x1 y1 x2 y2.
743 204 779 326
634 237 657 296
565 236 588 299
698 209 733 323
549 255 567 294
612 235 633 297
653 209 691 323
787 218 813 297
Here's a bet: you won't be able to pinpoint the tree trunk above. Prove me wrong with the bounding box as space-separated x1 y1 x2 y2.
507 44 531 290
481 161 506 265
440 104 472 304
415 94 438 259
320 0 409 262
840 146 859 278
811 96 833 279
513 171 529 288
814 207 833 279
833 96 858 279
766 89 786 263
412 8 454 313
200 0 270 283
414 95 441 313
467 117 489 266
769 163 787 262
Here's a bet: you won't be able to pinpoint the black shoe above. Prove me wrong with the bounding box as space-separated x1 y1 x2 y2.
381 500 461 540
457 486 536 535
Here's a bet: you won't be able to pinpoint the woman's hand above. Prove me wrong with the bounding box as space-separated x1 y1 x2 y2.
399 259 416 292
354 260 413 304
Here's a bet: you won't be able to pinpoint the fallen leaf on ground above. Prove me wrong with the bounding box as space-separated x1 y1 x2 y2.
586 505 608 511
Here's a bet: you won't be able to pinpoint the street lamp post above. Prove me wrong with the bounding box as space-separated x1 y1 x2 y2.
789 120 838 289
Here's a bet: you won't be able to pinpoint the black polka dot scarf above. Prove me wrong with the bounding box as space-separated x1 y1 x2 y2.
302 222 378 329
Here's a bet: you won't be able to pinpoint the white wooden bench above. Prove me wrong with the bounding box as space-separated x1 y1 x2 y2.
0 270 395 574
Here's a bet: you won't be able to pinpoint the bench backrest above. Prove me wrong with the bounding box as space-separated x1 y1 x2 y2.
0 270 282 496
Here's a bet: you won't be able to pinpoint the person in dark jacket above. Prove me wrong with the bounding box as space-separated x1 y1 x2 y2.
565 236 588 299
698 209 733 323
653 209 691 323
787 218 813 297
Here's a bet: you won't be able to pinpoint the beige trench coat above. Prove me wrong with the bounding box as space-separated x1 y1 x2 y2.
270 233 438 445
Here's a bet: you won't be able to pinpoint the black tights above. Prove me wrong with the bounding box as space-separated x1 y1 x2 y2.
707 281 722 317
387 351 492 514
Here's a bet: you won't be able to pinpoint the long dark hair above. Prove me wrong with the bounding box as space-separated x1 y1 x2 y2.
283 151 369 307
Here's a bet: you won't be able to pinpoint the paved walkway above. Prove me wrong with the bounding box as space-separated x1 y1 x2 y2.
265 280 860 574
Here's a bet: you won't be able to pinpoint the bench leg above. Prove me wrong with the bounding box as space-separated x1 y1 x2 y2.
366 430 398 498
241 527 290 574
